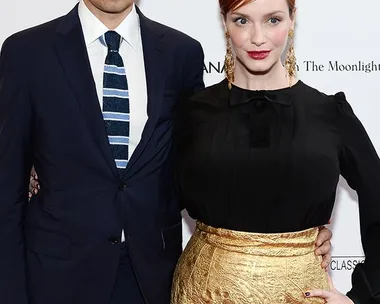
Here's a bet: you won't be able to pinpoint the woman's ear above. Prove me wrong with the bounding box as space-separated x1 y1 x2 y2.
290 7 297 24
221 13 227 32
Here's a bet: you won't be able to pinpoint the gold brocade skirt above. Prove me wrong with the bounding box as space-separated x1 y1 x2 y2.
171 222 329 304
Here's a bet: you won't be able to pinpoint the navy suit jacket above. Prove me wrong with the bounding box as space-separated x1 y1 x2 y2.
0 5 204 304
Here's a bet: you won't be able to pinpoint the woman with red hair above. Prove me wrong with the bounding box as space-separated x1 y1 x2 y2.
171 0 379 303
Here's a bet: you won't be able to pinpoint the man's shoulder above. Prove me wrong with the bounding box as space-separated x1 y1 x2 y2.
2 16 64 52
141 15 202 51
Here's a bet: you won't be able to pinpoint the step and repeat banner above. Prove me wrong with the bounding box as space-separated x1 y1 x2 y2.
1 0 379 293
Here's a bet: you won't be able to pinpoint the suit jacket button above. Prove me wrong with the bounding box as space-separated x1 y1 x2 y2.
108 236 120 245
118 183 127 191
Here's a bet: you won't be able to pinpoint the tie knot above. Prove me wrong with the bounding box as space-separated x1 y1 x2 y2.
105 31 121 52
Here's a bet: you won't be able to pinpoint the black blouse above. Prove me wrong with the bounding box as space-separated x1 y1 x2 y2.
174 79 380 303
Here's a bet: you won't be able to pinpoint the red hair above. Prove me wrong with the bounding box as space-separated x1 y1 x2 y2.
219 0 296 17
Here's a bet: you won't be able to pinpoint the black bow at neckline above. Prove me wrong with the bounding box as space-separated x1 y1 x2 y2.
229 83 293 107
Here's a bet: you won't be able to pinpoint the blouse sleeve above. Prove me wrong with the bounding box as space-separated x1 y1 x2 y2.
335 92 380 303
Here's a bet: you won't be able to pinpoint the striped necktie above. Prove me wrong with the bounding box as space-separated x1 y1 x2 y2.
102 31 130 175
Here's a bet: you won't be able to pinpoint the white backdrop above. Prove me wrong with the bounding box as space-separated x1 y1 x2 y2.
1 0 379 294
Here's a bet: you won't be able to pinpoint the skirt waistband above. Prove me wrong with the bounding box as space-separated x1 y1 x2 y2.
195 221 319 257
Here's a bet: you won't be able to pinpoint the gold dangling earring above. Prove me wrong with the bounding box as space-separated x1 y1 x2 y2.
224 31 235 90
285 29 296 87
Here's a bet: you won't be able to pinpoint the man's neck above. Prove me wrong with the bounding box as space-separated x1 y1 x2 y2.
83 0 134 30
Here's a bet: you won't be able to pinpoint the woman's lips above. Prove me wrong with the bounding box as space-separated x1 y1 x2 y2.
247 51 271 60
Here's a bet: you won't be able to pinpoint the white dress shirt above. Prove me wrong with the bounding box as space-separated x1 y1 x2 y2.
78 0 148 160
78 1 148 242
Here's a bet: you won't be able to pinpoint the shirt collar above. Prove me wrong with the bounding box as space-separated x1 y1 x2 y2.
78 0 140 50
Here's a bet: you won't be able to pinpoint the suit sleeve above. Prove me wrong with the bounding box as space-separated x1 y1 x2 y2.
0 37 33 304
172 40 205 210
335 92 380 304
182 39 205 97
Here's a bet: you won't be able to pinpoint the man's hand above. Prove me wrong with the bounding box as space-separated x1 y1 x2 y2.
315 225 333 270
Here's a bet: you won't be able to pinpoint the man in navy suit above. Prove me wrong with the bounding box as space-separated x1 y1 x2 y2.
0 1 332 303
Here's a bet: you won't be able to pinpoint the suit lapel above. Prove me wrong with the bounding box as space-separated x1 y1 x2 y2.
54 5 118 179
123 8 166 179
